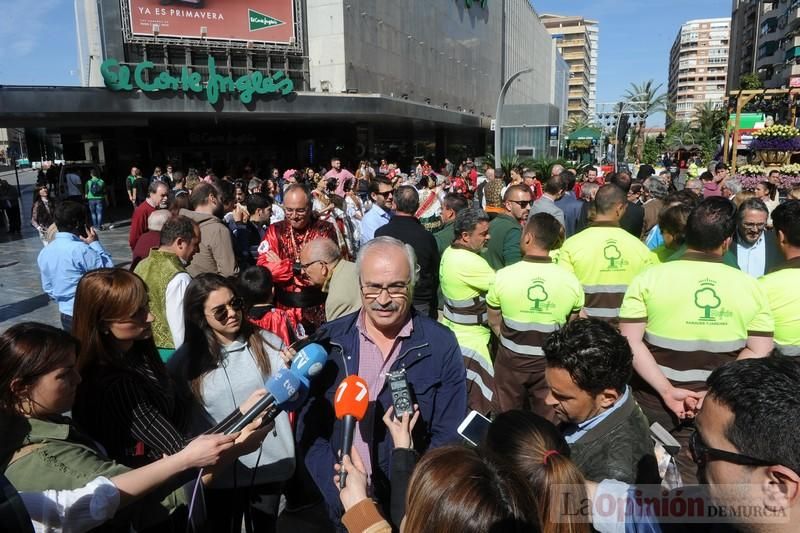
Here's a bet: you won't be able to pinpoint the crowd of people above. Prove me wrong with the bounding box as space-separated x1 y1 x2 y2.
1 154 799 533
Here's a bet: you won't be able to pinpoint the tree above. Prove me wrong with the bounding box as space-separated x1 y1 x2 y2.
641 137 661 165
527 284 549 311
604 243 622 267
565 115 597 134
624 80 668 161
664 121 697 150
694 287 721 319
739 73 763 90
693 103 727 161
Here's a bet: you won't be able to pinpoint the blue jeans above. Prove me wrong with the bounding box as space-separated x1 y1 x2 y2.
88 199 103 228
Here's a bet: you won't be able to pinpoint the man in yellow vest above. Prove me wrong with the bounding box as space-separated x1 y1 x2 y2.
619 197 774 482
759 200 800 356
440 207 495 414
487 213 584 419
134 215 200 361
557 184 656 325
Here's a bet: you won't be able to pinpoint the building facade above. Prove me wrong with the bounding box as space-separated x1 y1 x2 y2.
728 0 800 91
668 17 730 125
539 14 598 122
0 0 568 172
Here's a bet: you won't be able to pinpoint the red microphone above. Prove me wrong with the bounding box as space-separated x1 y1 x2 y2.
334 375 369 489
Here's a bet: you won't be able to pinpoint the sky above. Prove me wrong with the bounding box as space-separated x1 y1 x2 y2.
531 0 732 125
0 0 732 124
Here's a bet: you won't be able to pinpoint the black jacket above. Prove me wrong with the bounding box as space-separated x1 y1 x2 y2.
375 215 440 309
566 389 660 484
730 229 784 275
621 201 645 238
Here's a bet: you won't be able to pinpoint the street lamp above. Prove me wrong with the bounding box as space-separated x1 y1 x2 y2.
494 67 534 169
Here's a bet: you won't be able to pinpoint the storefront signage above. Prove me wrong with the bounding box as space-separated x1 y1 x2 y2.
100 56 294 106
128 0 296 45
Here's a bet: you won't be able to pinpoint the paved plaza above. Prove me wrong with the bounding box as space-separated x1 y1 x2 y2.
0 169 133 331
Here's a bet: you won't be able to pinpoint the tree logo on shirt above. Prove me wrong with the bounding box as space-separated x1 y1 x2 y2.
602 240 627 271
527 283 549 311
694 282 721 321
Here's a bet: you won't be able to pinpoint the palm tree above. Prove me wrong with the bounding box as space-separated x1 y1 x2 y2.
693 103 727 160
624 80 668 161
565 115 597 134
664 121 696 150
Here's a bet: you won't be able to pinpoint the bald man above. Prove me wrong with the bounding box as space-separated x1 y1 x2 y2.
257 184 337 331
299 237 362 320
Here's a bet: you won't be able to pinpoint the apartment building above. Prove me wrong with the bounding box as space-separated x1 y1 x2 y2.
540 14 599 121
728 0 800 91
668 18 730 125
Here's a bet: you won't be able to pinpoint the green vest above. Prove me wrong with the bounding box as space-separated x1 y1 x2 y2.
134 250 186 349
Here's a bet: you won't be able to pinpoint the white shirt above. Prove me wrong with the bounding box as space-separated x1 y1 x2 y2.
165 272 191 348
22 476 120 533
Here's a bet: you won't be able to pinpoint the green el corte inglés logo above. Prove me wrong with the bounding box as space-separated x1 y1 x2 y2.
100 56 294 107
248 9 284 31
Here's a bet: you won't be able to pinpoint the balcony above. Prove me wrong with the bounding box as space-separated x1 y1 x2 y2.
789 8 800 29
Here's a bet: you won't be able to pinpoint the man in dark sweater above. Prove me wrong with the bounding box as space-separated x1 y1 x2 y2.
375 185 440 317
543 318 659 484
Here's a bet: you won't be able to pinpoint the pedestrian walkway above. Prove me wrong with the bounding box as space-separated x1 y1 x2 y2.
0 174 133 331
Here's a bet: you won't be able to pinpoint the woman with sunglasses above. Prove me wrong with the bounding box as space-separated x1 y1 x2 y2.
0 322 242 532
168 273 294 533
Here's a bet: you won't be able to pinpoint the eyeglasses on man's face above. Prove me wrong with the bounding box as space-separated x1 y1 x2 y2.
689 430 776 470
208 297 245 323
359 281 410 300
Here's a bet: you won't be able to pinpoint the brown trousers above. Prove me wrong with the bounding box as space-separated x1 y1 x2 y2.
493 350 556 422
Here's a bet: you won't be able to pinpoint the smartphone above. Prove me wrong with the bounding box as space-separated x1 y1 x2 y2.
457 410 491 447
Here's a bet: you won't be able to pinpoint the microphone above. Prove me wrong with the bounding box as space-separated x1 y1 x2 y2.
225 368 303 435
289 342 328 389
334 375 369 488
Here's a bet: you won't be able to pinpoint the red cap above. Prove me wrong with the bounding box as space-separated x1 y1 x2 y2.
334 375 369 420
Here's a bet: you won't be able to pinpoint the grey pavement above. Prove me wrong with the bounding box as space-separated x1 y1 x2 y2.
0 169 133 332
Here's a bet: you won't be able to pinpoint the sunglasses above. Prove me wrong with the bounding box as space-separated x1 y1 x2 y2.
689 430 776 470
507 199 532 209
208 297 244 323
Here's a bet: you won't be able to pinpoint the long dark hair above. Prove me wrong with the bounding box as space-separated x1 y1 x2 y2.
0 323 77 416
182 274 274 401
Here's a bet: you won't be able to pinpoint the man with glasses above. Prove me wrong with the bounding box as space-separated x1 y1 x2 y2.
731 198 783 277
619 197 774 483
360 177 394 245
483 184 531 270
692 355 800 531
298 237 361 321
297 236 466 522
257 184 336 331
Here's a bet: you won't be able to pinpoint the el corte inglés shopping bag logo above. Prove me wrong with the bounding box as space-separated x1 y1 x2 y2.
249 9 285 32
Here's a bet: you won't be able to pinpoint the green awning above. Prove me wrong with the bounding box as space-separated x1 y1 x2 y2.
567 127 602 141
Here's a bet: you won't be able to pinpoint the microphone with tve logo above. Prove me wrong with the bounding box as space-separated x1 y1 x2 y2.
334 375 370 489
224 368 303 435
289 342 328 390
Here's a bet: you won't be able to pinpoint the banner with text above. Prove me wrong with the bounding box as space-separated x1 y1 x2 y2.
128 0 296 44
